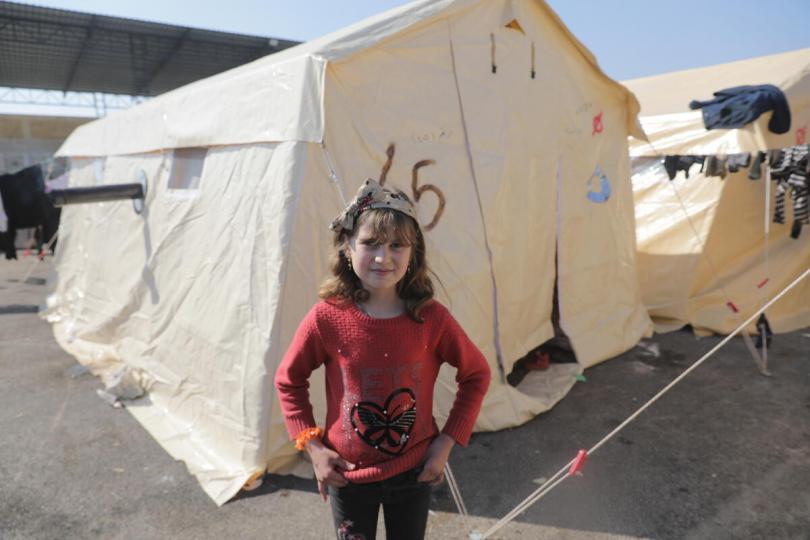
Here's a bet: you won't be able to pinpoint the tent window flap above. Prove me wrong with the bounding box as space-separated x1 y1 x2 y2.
168 148 207 190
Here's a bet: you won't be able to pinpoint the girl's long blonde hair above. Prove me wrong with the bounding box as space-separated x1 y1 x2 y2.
319 202 434 322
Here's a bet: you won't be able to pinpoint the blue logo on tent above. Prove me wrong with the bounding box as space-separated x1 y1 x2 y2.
587 166 611 203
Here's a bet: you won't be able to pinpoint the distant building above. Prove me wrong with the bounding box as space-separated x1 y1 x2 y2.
0 1 299 174
0 114 89 174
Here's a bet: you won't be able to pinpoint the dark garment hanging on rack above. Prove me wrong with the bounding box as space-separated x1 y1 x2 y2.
688 84 791 134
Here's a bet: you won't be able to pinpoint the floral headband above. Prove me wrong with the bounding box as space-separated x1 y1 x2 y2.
330 178 417 233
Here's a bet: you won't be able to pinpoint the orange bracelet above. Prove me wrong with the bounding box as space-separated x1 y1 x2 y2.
294 427 323 451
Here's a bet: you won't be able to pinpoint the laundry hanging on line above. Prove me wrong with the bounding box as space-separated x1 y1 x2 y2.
661 153 752 180
660 145 810 240
663 155 705 180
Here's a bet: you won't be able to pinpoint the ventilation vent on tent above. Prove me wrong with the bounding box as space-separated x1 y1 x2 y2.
501 1 524 34
504 19 524 34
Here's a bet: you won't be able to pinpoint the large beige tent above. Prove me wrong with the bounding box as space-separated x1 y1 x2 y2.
626 49 810 335
47 0 651 504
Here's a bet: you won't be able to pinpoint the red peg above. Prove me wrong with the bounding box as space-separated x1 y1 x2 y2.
726 301 739 313
568 449 588 476
757 278 769 289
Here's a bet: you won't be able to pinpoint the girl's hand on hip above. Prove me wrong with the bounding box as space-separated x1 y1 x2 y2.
306 439 355 501
417 433 455 485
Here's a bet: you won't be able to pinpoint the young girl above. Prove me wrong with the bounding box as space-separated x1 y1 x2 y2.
275 178 491 540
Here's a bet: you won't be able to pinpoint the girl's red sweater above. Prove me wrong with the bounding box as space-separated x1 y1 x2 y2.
274 299 491 483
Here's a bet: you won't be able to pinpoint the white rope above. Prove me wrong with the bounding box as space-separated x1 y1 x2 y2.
665 176 738 309
476 460 572 539
590 268 808 455
444 463 472 535
476 267 810 539
444 463 468 517
759 164 773 363
641 142 744 312
21 230 58 283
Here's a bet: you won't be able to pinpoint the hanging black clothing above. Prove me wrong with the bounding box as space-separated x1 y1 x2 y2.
663 155 705 180
688 84 791 134
0 165 60 259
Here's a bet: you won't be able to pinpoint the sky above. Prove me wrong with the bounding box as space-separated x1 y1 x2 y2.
14 0 810 81
4 0 810 116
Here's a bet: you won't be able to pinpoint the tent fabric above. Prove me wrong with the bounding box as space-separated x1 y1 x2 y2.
625 49 810 335
47 0 651 505
57 0 644 158
627 48 810 157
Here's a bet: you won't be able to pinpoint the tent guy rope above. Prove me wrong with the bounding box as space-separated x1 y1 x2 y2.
20 231 58 283
468 267 809 539
444 463 472 536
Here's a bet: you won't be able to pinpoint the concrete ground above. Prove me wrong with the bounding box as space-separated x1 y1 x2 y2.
1 255 809 540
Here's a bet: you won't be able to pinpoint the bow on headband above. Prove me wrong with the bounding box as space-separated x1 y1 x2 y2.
330 178 417 233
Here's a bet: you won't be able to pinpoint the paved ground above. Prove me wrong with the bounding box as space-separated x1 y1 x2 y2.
1 255 809 540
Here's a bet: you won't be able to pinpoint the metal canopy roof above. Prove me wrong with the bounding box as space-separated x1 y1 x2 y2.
0 1 300 97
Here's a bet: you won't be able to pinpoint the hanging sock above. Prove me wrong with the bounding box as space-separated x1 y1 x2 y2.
749 151 767 180
705 155 728 179
727 152 751 173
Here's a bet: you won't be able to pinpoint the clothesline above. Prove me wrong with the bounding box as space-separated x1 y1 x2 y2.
660 144 809 239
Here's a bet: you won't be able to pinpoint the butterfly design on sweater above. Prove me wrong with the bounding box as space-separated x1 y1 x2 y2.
350 388 417 456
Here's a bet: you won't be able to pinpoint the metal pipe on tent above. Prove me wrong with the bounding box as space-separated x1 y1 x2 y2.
47 170 149 214
49 183 143 206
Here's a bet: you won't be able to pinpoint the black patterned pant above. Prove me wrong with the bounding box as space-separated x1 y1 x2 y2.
328 467 432 540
